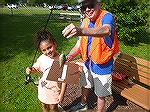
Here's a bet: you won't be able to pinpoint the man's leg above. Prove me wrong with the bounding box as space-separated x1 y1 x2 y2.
92 73 112 112
97 96 105 112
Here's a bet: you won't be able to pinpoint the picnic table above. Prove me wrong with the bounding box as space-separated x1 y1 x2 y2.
59 12 83 21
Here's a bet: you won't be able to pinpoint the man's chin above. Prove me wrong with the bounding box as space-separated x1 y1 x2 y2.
87 14 94 20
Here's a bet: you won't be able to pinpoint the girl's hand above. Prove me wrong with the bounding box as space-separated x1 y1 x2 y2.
66 55 73 62
26 67 32 74
58 94 64 103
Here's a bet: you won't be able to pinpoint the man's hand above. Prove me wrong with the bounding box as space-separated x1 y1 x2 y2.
62 23 81 38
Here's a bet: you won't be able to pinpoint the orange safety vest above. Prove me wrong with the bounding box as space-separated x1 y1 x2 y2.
80 10 119 64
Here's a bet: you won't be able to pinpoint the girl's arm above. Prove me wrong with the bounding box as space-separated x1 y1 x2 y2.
58 82 67 103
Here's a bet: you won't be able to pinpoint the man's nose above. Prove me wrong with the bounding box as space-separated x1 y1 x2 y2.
86 7 91 11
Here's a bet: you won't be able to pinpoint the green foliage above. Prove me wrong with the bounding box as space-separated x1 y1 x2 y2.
66 0 76 5
101 0 149 45
5 0 19 3
0 0 5 3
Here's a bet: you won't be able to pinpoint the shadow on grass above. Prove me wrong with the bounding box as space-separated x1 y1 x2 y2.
0 14 78 63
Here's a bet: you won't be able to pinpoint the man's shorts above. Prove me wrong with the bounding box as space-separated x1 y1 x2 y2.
80 65 112 97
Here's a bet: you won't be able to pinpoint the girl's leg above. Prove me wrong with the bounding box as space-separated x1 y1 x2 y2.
41 103 50 112
50 104 59 112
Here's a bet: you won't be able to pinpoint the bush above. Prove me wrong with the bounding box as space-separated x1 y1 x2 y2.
101 0 149 45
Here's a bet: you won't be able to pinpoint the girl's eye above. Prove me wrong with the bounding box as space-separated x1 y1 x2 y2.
42 49 46 52
47 46 52 50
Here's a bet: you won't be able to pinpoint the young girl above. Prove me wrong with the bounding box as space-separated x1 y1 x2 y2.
26 29 67 112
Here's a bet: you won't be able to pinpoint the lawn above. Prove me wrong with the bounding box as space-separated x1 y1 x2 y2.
0 7 80 111
0 6 149 111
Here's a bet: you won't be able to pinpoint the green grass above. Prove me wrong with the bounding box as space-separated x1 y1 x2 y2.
0 9 79 111
0 7 149 111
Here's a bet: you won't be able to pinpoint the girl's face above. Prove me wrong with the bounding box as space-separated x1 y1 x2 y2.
39 40 57 58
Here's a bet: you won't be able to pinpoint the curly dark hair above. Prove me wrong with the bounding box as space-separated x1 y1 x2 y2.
34 29 56 48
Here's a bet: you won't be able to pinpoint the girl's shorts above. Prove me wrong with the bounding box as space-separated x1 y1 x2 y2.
80 65 112 97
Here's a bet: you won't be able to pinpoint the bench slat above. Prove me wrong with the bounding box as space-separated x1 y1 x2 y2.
132 56 150 68
114 61 150 86
112 82 150 110
121 85 150 110
117 53 150 68
115 59 150 75
113 80 132 87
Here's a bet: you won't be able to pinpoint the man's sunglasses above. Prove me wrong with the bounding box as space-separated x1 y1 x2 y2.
80 2 96 12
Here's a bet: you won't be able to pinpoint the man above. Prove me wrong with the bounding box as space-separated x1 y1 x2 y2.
62 0 119 111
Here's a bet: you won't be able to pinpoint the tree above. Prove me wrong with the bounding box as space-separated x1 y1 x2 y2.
66 0 76 5
0 0 6 4
5 0 19 3
101 0 149 44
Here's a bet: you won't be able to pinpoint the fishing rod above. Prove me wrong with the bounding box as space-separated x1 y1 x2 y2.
25 7 54 86
24 4 84 85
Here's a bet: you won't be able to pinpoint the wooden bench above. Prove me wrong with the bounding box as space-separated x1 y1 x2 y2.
112 52 150 110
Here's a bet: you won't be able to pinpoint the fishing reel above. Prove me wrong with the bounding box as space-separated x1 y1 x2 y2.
24 75 34 85
25 74 39 86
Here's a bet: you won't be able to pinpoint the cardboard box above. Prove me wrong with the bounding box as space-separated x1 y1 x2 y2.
46 59 83 85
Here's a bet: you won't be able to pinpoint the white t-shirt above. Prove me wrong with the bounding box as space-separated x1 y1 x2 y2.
33 54 60 104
